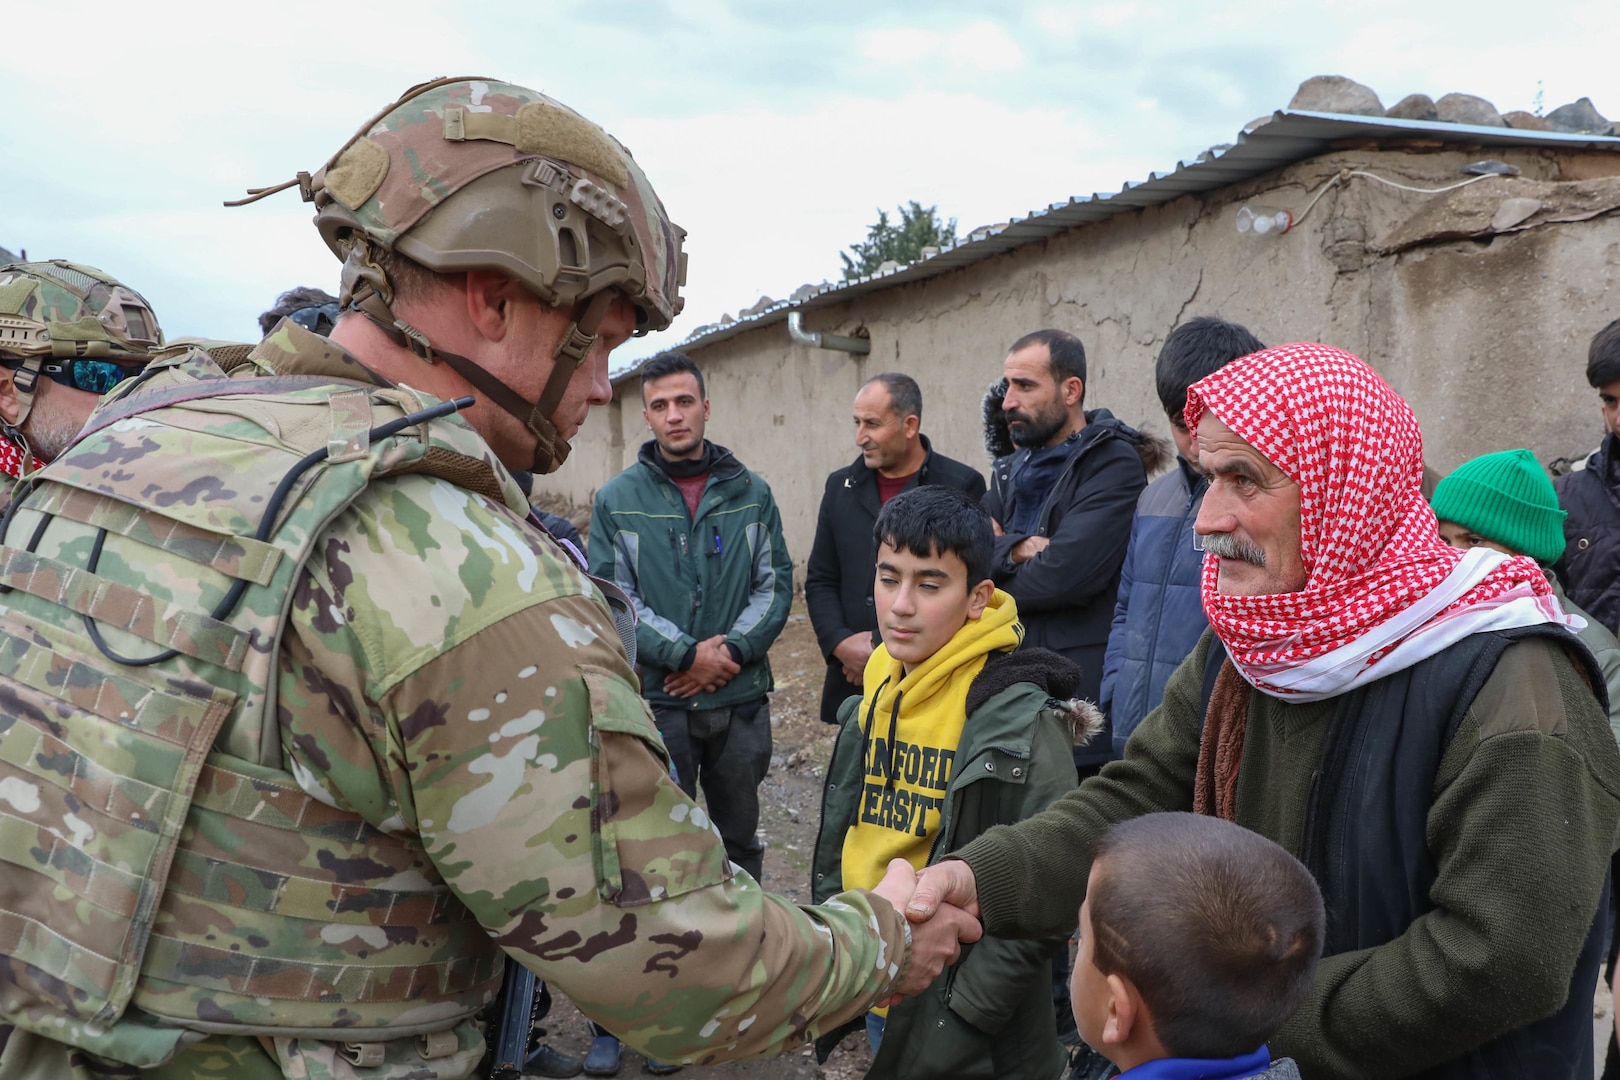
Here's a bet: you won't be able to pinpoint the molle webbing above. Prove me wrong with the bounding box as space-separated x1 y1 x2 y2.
0 350 505 1053
22 486 283 586
0 615 234 1031
0 544 252 670
136 757 501 1032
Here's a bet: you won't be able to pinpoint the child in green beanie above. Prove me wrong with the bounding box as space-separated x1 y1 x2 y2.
1431 448 1620 744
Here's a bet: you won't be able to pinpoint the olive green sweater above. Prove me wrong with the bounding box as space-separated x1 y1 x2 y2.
958 632 1620 1079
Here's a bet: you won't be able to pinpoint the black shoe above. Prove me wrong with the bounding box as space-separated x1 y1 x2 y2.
644 1059 683 1076
527 1042 585 1078
584 1034 622 1077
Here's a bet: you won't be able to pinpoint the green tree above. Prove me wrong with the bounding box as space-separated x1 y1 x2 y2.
839 201 958 281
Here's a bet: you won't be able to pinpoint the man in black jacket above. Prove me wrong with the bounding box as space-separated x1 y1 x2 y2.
805 373 986 723
983 329 1160 773
1556 315 1620 635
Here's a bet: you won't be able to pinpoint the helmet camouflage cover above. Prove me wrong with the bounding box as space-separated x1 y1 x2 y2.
0 260 164 361
310 76 686 334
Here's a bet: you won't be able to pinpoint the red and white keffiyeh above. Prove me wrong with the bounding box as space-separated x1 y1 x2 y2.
0 435 37 482
1185 342 1572 701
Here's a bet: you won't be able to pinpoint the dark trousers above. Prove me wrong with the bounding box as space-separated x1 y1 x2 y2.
651 698 772 881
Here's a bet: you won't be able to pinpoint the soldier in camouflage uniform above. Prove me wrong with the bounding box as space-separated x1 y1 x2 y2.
0 261 164 485
0 78 979 1080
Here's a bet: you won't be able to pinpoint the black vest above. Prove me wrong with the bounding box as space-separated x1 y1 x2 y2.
1204 627 1610 1080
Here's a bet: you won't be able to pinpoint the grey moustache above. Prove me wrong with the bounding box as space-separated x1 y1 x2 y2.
1201 532 1266 567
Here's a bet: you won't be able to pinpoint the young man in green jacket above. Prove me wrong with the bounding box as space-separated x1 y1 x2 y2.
811 487 1096 1079
590 350 793 881
908 344 1620 1080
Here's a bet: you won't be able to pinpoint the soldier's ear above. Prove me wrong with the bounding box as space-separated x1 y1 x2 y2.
464 269 527 343
0 367 20 426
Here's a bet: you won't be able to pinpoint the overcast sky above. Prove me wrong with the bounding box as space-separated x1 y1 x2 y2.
4 0 1616 368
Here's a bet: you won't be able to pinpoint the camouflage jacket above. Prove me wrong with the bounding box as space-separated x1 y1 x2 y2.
0 323 909 1080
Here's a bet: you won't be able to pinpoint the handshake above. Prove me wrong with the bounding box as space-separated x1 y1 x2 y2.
869 858 984 1002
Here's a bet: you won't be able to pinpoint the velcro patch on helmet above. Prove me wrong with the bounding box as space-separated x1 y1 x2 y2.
325 138 391 212
50 316 113 343
0 277 39 319
514 102 628 188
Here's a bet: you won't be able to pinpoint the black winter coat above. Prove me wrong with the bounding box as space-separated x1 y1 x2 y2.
804 435 986 723
1555 433 1620 635
983 409 1159 764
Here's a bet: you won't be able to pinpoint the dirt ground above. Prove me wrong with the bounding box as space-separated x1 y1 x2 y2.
544 608 876 1079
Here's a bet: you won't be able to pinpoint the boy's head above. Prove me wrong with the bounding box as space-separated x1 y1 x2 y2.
1586 316 1620 440
1430 448 1567 566
872 487 996 669
1072 813 1323 1070
1155 316 1265 462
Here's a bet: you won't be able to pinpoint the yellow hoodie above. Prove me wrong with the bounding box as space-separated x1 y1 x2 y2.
839 589 1023 895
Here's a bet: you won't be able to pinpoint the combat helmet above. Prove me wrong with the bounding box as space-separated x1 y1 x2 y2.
229 76 687 474
0 260 164 436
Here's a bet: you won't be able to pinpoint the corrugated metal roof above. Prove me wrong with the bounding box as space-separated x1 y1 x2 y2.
658 109 1620 365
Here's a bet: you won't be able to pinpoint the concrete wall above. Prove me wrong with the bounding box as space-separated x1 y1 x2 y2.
543 144 1620 585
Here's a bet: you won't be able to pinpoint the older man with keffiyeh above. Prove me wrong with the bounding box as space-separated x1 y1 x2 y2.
908 343 1620 1080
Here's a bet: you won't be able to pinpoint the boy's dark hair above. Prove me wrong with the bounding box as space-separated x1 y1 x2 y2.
1155 316 1265 427
865 372 923 421
1010 328 1087 404
639 350 705 402
1089 813 1323 1060
873 486 994 586
1587 316 1620 388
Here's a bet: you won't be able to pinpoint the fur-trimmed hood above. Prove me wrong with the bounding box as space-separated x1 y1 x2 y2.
965 646 1105 747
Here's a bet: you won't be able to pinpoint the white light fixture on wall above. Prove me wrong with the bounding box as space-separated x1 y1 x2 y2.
1235 205 1294 235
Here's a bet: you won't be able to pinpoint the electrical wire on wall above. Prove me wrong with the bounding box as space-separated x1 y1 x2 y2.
1236 167 1501 235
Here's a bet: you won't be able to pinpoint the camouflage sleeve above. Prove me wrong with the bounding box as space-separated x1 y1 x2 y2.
279 478 906 1065
378 597 906 1062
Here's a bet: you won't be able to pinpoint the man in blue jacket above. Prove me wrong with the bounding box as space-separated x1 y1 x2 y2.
590 351 793 883
1099 317 1264 755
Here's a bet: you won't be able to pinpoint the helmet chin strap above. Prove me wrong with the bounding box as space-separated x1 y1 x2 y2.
1 359 42 472
339 242 612 475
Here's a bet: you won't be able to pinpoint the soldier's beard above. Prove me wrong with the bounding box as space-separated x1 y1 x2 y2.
22 404 86 464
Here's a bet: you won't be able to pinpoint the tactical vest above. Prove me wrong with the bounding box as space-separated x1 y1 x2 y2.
0 345 510 1065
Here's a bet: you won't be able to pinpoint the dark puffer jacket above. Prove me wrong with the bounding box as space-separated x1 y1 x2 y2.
1555 432 1620 635
982 409 1166 765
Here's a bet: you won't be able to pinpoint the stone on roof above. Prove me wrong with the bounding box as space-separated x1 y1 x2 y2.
1435 93 1505 128
1545 97 1612 135
1289 75 1384 117
1387 94 1439 122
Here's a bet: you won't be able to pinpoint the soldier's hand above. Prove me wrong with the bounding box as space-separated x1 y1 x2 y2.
870 858 983 1001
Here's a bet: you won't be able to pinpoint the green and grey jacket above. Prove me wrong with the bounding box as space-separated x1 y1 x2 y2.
589 440 792 710
811 648 1097 1080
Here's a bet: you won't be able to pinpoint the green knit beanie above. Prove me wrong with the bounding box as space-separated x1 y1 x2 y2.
1430 448 1567 564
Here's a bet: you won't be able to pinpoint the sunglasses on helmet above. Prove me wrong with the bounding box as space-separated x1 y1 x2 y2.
41 358 148 394
289 302 341 334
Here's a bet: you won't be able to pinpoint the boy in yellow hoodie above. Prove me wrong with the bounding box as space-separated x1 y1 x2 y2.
811 486 1099 1079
